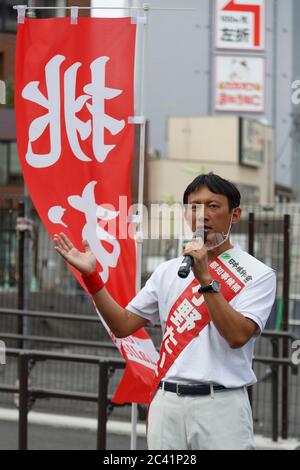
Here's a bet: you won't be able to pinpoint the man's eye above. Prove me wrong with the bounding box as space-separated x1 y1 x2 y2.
209 204 218 209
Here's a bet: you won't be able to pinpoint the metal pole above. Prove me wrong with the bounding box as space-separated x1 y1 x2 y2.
281 214 290 439
208 0 214 115
131 1 149 451
17 186 31 350
247 212 255 407
97 362 108 450
13 5 196 12
271 338 279 442
17 201 25 350
248 212 255 256
272 0 278 127
18 353 29 450
23 185 31 347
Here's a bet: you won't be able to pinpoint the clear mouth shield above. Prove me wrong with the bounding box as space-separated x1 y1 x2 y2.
180 204 233 252
203 230 231 250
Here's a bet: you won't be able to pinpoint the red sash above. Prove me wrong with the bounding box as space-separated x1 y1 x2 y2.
147 255 247 403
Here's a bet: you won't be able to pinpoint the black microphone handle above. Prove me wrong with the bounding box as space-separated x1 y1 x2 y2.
178 255 194 279
177 232 208 279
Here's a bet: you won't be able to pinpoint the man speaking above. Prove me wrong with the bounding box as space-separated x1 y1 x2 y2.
54 173 276 450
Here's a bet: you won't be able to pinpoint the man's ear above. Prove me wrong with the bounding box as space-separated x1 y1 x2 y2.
231 207 241 225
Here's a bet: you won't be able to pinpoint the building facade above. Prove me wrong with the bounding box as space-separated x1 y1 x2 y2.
142 0 295 202
148 116 274 205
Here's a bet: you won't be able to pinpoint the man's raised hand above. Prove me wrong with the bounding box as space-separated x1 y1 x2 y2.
53 233 96 275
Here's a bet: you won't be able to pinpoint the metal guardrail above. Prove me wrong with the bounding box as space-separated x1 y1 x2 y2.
0 307 98 322
255 330 299 442
0 308 299 446
0 345 297 449
0 332 116 350
0 349 125 450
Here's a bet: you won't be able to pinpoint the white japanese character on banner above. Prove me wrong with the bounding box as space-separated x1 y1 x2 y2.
210 261 219 270
221 272 230 281
216 267 225 276
22 55 64 168
83 57 125 162
162 326 178 354
232 283 242 293
191 284 203 307
170 299 202 333
158 351 166 370
22 55 125 168
48 180 120 283
68 181 120 283
226 278 235 287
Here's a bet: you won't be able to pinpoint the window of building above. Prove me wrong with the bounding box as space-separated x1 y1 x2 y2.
0 52 4 80
0 202 18 289
0 0 66 33
8 141 22 184
0 141 8 184
237 184 260 205
0 141 23 185
0 1 4 31
33 0 67 18
0 0 27 33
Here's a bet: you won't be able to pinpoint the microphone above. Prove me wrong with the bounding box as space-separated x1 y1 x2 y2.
178 231 207 279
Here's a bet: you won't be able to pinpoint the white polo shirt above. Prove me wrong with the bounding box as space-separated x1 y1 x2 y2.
126 246 276 387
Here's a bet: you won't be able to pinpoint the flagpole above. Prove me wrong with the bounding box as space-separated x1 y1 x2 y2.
130 1 149 451
13 5 196 11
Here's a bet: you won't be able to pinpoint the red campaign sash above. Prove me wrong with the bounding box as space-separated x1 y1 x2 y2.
147 255 247 404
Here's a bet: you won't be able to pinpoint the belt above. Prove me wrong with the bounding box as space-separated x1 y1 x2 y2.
159 381 230 396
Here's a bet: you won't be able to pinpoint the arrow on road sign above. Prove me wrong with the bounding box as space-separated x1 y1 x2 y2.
223 0 261 47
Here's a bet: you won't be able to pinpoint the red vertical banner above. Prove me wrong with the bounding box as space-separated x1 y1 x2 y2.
15 17 158 404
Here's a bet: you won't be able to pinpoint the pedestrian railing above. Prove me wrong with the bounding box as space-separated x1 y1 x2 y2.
0 348 125 450
254 330 299 442
0 308 299 448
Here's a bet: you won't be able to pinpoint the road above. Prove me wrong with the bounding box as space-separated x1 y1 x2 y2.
0 420 148 450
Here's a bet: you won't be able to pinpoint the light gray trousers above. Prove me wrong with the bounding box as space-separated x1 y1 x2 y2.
147 386 255 450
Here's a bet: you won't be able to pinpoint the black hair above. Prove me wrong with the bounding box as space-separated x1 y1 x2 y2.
183 172 241 211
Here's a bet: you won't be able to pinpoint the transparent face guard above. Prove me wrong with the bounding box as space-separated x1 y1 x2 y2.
203 231 230 251
182 207 233 252
190 213 233 251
